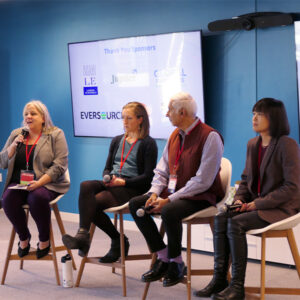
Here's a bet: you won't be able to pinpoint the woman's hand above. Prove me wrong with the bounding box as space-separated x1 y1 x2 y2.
26 174 51 191
233 199 257 212
7 134 25 158
26 180 41 191
234 199 247 212
106 175 125 187
246 201 257 211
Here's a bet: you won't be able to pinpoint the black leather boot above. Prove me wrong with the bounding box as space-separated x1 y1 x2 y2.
212 218 247 300
99 235 129 263
194 214 229 297
62 228 90 257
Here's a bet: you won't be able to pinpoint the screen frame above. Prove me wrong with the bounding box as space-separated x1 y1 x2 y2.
68 29 205 140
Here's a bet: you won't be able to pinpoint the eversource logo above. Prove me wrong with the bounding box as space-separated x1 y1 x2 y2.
80 111 122 119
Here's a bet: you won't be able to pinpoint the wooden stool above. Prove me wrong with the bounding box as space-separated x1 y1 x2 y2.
75 202 152 296
245 212 300 300
1 195 77 285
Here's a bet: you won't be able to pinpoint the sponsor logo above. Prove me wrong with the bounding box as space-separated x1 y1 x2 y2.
83 64 98 95
84 87 98 95
110 69 149 87
154 67 187 85
80 111 122 120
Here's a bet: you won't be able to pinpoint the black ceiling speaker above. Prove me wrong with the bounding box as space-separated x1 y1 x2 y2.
208 12 294 32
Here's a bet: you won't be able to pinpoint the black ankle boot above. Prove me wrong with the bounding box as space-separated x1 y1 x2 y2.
194 214 229 297
212 218 247 300
62 228 90 257
99 236 129 263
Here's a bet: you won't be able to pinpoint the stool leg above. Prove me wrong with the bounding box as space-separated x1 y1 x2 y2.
49 222 60 285
112 213 118 274
75 223 96 287
186 222 191 300
260 233 266 300
51 203 77 270
20 208 30 270
1 227 16 285
119 212 127 297
142 253 156 300
142 222 165 300
287 229 300 279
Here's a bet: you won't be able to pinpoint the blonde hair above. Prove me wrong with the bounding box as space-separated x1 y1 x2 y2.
122 102 150 139
23 100 54 132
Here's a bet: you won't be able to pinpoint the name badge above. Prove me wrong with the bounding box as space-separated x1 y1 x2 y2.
168 174 177 194
20 170 35 185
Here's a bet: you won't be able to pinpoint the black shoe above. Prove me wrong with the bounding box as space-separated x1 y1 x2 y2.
62 229 90 257
17 236 31 258
212 285 245 300
141 259 169 282
99 236 129 263
162 261 186 287
36 242 51 259
194 277 229 297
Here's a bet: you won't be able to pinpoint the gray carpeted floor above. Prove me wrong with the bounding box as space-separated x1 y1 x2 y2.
0 210 299 300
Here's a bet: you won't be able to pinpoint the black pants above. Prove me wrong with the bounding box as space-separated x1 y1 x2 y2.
214 210 269 283
79 180 140 239
217 210 270 233
129 194 211 258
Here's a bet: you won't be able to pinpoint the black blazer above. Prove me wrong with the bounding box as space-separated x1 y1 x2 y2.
234 135 300 223
103 134 158 193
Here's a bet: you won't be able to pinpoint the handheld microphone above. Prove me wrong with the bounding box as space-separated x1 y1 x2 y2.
218 203 242 214
17 129 29 150
136 205 155 217
103 174 112 183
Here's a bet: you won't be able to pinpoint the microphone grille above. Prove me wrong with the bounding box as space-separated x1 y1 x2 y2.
103 174 111 183
136 208 145 217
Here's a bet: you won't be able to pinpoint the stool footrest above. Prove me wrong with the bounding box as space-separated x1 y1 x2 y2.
245 286 300 295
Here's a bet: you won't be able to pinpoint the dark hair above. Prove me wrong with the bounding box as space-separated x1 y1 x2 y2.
122 102 150 139
252 98 290 138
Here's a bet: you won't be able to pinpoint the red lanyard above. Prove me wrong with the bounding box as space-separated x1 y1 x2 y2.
120 136 137 174
25 132 42 170
174 120 201 172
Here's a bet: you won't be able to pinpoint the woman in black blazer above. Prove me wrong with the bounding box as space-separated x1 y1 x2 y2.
63 102 158 262
195 98 300 300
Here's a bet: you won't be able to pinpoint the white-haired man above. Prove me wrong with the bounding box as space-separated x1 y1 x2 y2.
129 92 224 287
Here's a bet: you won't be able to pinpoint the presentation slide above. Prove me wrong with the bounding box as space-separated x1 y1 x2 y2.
68 31 205 139
294 22 300 138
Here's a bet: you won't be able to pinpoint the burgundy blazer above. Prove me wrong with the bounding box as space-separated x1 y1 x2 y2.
234 135 300 223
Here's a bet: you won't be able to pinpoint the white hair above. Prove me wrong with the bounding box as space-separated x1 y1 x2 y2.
23 100 54 131
170 92 197 117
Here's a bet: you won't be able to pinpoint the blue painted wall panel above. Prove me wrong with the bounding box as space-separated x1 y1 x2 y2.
0 1 299 218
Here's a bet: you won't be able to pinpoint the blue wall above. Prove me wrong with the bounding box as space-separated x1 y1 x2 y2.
0 0 299 217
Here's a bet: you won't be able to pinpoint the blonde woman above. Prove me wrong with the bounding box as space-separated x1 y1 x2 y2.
0 100 69 259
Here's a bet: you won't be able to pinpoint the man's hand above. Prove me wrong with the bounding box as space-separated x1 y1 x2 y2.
148 197 170 214
145 193 158 208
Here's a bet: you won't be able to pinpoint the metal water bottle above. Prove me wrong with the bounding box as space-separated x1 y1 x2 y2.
61 254 73 287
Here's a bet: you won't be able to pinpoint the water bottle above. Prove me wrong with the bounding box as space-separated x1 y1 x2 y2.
61 254 73 287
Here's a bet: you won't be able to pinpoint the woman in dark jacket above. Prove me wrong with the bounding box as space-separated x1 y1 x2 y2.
63 102 158 262
195 98 300 300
